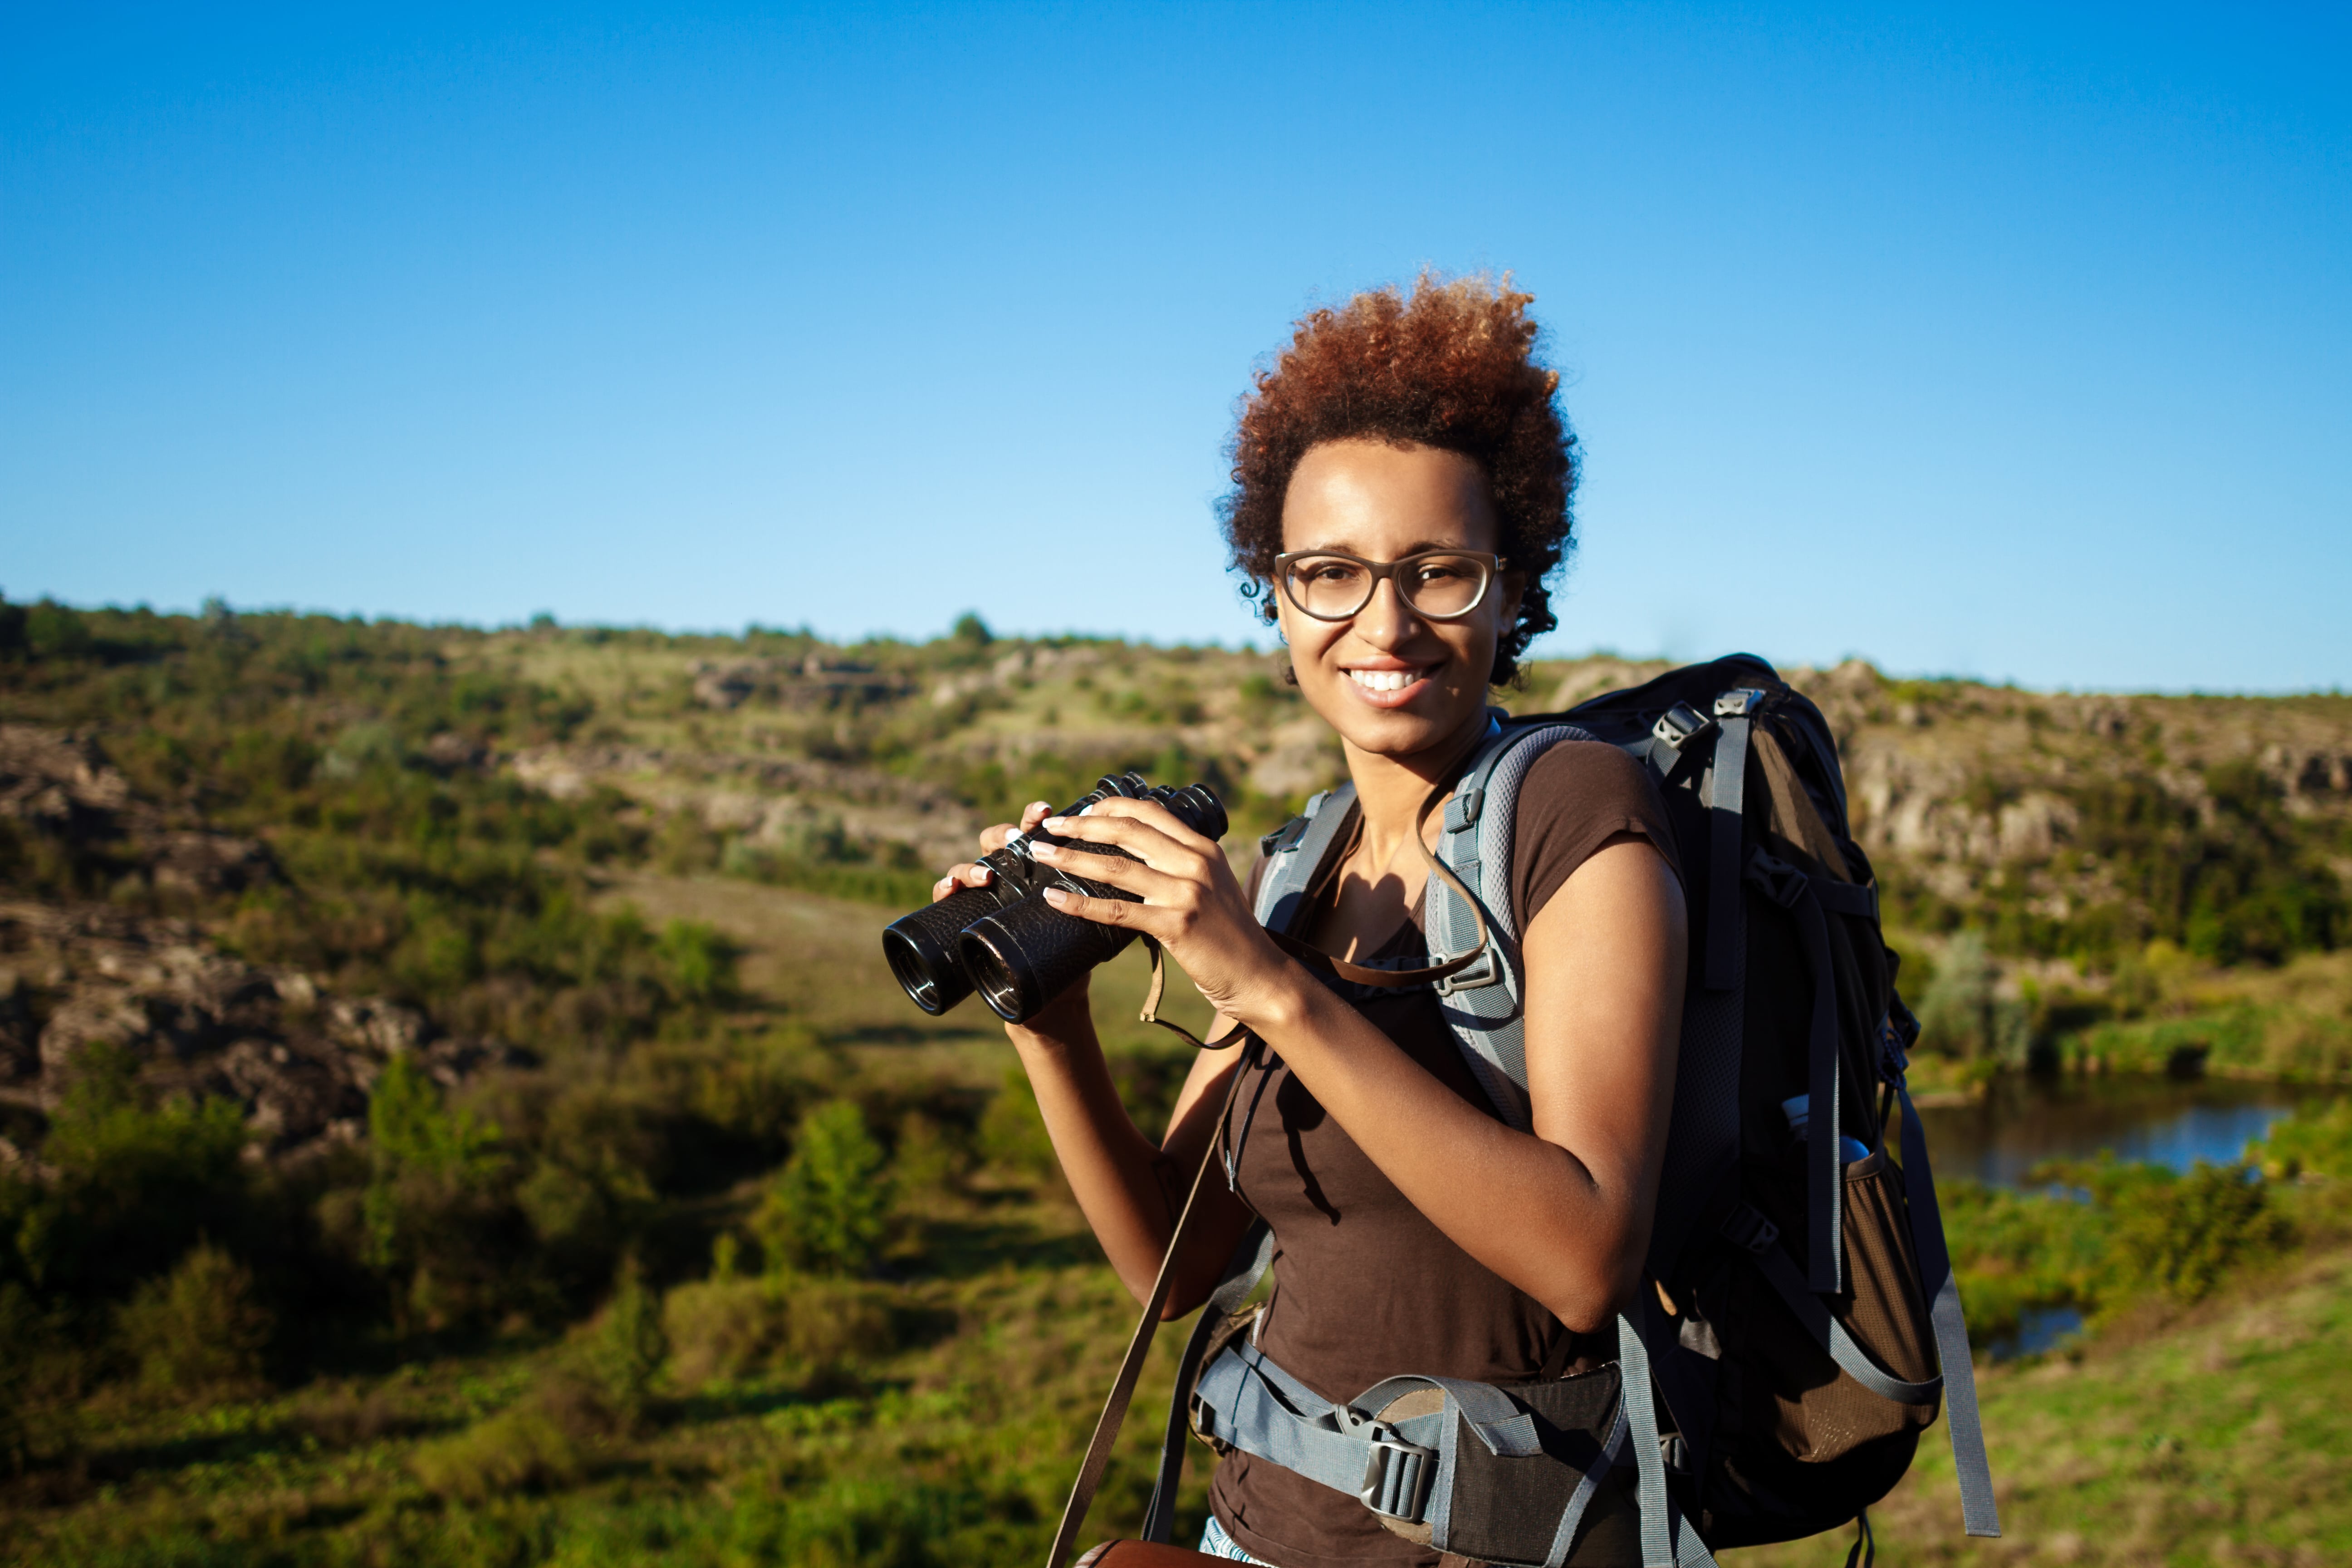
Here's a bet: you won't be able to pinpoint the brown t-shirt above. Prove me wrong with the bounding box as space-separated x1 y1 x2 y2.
1209 741 1682 1568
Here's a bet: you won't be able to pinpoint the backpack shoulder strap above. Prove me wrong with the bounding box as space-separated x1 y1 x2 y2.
1254 782 1356 934
1424 719 1596 1132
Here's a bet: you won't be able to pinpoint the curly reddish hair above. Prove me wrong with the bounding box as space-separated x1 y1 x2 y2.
1220 273 1576 686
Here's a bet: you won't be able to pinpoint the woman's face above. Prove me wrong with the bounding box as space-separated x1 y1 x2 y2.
1275 439 1523 765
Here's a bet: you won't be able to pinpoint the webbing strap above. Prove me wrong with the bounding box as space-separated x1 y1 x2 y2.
1744 1236 1942 1404
1044 1050 1259 1568
1542 1398 1628 1568
1704 715 1750 991
1142 1223 1273 1543
1895 1086 2002 1538
1193 1343 1451 1502
1615 1310 1718 1568
1747 851 1846 1294
1843 1509 1875 1568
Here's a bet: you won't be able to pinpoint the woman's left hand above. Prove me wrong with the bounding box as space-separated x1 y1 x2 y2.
1028 799 1292 1020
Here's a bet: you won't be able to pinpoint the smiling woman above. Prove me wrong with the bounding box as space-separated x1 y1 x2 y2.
934 274 1687 1568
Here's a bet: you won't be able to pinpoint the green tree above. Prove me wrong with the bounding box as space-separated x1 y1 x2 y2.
116 1242 273 1395
755 1101 890 1276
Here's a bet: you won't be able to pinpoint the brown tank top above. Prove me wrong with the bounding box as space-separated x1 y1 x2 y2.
1209 741 1682 1568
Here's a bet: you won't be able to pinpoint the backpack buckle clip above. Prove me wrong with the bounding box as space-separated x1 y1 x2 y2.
1720 1203 1781 1256
1714 687 1767 719
1433 946 1502 995
1651 702 1714 753
1359 1431 1438 1523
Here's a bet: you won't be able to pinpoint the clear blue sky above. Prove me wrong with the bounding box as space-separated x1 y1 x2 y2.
4 4 2346 692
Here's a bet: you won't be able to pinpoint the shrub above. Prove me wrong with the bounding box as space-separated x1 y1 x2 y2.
25 1049 254 1301
2108 1161 2292 1307
664 1276 788 1386
2258 1097 2352 1183
575 1258 667 1430
116 1242 273 1396
353 1055 518 1330
409 1383 598 1501
663 1273 899 1386
755 1101 890 1276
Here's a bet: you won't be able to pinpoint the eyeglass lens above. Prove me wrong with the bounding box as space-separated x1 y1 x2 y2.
1282 554 1491 620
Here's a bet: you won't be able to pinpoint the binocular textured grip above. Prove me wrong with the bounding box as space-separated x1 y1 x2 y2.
879 775 1228 1022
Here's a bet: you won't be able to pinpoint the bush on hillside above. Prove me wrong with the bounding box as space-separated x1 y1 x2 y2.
116 1242 273 1396
755 1101 891 1277
17 1049 255 1303
575 1257 666 1431
2108 1161 2292 1307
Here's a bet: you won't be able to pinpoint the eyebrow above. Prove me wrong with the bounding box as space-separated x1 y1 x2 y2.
1291 539 1479 556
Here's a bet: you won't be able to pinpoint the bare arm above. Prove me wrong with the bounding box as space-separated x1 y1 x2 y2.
1034 805 1685 1333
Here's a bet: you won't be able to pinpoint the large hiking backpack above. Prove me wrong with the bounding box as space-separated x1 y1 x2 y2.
1051 656 1999 1568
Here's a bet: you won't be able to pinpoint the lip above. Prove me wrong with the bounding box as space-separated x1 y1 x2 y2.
1340 662 1436 710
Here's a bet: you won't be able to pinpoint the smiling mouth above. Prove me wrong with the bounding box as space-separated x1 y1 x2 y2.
1345 666 1431 694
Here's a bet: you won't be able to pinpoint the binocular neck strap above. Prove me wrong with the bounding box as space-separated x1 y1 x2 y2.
1282 774 1492 990
1137 934 1254 1052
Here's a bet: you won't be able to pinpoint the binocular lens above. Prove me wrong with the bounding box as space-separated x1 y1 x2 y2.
880 880 1008 1015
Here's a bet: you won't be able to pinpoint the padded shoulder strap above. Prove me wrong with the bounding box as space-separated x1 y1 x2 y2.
1424 720 1595 1132
1256 784 1355 935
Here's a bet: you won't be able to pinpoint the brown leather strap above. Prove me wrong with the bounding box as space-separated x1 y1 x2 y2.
1138 936 1252 1051
1044 1050 1256 1568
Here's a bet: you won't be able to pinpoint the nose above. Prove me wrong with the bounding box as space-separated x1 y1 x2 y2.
1351 573 1422 650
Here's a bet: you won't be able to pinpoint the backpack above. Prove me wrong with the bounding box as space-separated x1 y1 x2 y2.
1050 656 1999 1568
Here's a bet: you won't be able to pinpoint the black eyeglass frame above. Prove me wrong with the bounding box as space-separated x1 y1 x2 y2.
1271 549 1509 622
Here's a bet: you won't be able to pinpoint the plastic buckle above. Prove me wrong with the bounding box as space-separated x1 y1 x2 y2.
1432 946 1501 995
1713 687 1766 719
1444 787 1485 833
1744 848 1810 911
1720 1203 1781 1256
1651 702 1714 753
1359 1431 1438 1523
1259 816 1310 858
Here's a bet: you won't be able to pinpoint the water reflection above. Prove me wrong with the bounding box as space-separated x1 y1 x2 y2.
1909 1075 2307 1190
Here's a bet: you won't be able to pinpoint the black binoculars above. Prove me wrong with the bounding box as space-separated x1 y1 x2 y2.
882 773 1227 1025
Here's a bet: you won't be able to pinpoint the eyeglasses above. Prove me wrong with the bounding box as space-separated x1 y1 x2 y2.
1273 549 1506 622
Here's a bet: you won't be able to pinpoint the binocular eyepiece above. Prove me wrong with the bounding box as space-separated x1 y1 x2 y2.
881 773 1227 1025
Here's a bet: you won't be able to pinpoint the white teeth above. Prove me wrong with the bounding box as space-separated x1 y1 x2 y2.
1347 668 1421 693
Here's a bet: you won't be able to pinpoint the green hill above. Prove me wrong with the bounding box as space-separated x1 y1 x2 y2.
0 597 2347 1565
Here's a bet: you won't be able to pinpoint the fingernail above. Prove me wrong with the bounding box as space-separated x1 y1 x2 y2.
1032 843 1058 859
1043 817 1069 832
1029 801 1051 815
1043 887 1070 906
972 866 990 883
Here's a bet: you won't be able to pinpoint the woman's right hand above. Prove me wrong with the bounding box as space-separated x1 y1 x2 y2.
932 799 1055 903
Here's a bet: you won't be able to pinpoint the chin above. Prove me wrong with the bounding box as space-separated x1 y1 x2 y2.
1318 685 1478 759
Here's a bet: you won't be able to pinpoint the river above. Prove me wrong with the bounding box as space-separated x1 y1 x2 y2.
1906 1074 2330 1357
1909 1074 2312 1189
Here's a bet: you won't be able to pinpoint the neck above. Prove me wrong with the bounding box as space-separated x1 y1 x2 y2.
1338 705 1494 867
